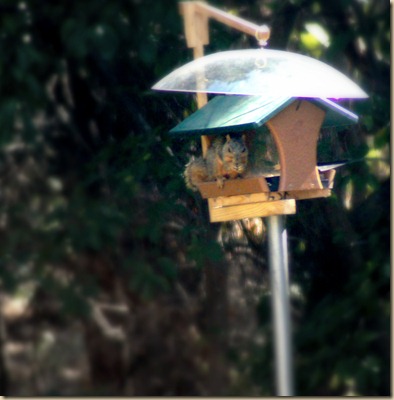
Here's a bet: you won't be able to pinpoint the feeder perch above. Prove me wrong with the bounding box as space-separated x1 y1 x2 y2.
169 94 358 222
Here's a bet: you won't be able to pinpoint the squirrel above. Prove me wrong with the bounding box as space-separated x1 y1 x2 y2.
184 134 249 191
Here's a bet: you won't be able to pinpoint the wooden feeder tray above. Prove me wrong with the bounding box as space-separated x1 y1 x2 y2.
197 168 337 199
197 176 271 198
196 168 337 222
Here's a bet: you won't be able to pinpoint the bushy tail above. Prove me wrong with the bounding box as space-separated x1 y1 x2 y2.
184 157 208 191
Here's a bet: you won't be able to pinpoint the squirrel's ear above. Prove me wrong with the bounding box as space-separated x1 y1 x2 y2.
241 134 246 143
226 134 231 142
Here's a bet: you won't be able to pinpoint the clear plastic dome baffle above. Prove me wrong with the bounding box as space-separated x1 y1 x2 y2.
152 49 368 99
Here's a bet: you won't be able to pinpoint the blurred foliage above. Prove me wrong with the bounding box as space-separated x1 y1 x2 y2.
0 0 390 396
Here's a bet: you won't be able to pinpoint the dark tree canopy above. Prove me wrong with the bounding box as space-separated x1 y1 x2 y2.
0 0 389 396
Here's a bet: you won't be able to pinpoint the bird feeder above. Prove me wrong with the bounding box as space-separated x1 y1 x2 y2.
167 94 358 222
151 2 367 395
153 39 366 224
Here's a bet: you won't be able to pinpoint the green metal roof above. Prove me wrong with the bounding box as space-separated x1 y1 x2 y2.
170 95 358 137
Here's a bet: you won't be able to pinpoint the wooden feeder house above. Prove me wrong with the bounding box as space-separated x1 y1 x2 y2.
170 94 358 222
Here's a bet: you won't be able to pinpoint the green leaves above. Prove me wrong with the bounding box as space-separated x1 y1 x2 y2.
0 0 389 396
61 19 120 61
187 236 224 269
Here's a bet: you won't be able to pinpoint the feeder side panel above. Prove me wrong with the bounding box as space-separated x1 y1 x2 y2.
266 101 326 192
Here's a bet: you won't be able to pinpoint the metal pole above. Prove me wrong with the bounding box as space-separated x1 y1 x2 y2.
266 215 294 396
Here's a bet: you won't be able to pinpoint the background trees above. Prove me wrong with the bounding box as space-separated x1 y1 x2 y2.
0 0 389 396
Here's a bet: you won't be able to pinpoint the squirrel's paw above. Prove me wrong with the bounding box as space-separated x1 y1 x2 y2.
216 177 225 189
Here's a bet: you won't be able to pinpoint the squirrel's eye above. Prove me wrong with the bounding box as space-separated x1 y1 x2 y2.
242 148 246 153
228 147 232 153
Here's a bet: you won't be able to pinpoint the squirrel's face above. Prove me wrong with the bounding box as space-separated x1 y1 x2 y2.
223 138 248 174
